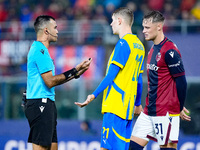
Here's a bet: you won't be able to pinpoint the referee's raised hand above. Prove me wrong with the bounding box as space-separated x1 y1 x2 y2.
75 94 95 108
75 58 92 76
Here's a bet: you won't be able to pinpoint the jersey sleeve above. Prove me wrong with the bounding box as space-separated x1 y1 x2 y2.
35 49 53 74
174 75 187 111
92 64 120 98
111 39 130 69
165 49 185 77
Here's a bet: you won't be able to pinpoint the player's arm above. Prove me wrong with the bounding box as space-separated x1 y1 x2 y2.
41 58 92 88
75 63 120 108
165 49 191 121
75 39 130 108
92 64 120 97
174 75 187 112
134 60 144 116
174 75 190 121
165 49 186 111
134 73 143 116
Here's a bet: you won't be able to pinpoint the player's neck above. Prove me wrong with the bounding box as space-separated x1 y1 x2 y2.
119 27 132 39
153 32 165 45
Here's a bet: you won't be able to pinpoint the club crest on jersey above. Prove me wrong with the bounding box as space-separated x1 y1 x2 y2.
156 52 161 62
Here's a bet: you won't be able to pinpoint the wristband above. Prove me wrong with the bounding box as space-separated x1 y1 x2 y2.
74 73 80 79
63 68 79 79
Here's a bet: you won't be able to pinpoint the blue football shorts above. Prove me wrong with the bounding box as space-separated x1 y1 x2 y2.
100 113 133 150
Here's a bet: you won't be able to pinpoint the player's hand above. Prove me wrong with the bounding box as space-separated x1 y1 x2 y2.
134 105 143 116
180 107 191 121
75 58 92 72
75 94 95 108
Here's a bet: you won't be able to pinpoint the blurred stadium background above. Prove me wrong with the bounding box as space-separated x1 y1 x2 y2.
0 0 200 149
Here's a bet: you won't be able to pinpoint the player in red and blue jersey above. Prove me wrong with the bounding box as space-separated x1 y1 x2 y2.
129 11 191 150
144 36 185 116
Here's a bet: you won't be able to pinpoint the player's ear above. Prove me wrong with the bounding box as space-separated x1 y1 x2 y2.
118 17 122 25
157 23 162 31
157 23 161 31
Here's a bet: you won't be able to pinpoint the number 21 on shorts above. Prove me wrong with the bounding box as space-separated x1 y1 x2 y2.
103 127 109 139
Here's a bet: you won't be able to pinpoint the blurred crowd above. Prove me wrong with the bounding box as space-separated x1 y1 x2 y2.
0 0 200 76
0 0 199 40
0 0 200 26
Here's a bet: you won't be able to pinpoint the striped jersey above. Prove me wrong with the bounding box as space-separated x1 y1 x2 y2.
144 37 185 116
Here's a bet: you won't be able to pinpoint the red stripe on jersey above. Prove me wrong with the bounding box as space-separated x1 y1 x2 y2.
160 37 167 45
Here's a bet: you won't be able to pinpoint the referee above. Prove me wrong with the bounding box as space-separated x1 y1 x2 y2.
25 15 91 150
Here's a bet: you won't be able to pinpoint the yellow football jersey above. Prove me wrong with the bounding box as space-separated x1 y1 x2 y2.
102 34 145 120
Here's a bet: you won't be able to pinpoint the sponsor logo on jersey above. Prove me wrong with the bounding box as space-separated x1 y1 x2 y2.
147 63 159 71
168 61 180 68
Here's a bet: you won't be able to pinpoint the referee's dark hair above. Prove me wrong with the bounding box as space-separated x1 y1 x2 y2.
143 10 165 23
34 15 55 33
112 7 134 27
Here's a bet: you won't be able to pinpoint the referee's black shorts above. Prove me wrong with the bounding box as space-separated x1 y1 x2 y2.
25 98 57 146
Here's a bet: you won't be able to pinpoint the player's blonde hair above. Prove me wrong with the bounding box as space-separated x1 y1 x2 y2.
112 7 134 27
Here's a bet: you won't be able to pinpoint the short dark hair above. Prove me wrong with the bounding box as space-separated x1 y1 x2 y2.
112 7 134 26
34 15 55 33
143 10 165 23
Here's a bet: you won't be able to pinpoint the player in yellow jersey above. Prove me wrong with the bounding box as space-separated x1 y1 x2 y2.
75 7 145 150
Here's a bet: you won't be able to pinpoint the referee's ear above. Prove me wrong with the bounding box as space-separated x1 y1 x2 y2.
44 28 49 35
